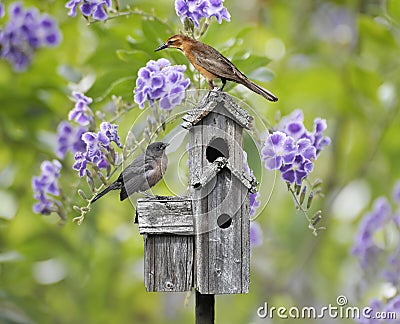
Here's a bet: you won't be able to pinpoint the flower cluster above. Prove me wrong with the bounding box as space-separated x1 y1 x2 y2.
68 91 94 126
134 58 190 110
32 160 62 215
66 0 112 21
358 297 400 324
175 0 231 29
351 181 400 324
351 197 392 267
56 121 87 159
250 221 263 249
312 3 357 46
262 110 330 185
0 2 61 71
56 91 95 159
73 122 122 177
351 181 400 268
383 245 400 287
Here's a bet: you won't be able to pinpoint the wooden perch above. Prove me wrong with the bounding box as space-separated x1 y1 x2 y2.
137 196 193 235
191 157 258 194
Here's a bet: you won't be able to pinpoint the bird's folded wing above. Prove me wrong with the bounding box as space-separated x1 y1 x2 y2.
122 158 158 196
192 46 245 81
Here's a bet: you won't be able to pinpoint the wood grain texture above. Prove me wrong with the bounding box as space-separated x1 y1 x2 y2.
181 91 253 130
137 197 193 235
137 197 194 292
144 234 194 292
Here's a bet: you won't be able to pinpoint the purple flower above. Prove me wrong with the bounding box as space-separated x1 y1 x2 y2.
243 151 261 216
81 132 109 169
351 197 392 267
277 109 304 129
392 181 400 205
312 3 357 46
32 160 62 215
262 110 330 185
73 122 121 177
250 221 263 248
0 3 4 18
280 154 314 185
66 0 112 21
68 91 94 126
56 121 87 159
205 0 231 24
262 131 296 170
297 138 317 161
249 192 261 217
0 2 61 71
313 118 331 153
278 138 316 185
382 246 400 286
99 122 122 148
73 152 87 177
175 0 230 29
382 295 400 321
358 296 400 324
134 59 190 110
357 299 384 324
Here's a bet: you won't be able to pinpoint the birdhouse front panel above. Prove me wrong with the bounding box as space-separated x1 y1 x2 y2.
189 100 250 294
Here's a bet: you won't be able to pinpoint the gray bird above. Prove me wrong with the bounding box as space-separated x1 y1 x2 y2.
91 142 169 203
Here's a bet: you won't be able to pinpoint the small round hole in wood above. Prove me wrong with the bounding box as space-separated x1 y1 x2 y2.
206 138 229 163
217 214 232 229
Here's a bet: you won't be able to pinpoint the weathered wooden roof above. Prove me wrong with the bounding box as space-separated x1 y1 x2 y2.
181 91 253 130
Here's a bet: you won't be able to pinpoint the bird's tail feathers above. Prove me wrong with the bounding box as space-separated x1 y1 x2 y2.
91 182 121 203
120 186 129 201
243 79 278 102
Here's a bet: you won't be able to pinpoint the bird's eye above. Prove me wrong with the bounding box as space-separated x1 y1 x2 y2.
167 40 174 45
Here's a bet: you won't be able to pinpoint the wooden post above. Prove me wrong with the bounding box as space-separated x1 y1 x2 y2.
195 290 214 324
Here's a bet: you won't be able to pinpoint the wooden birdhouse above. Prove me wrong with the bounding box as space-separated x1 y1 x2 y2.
136 91 257 296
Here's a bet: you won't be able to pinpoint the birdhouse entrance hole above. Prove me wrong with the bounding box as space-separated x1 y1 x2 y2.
206 138 229 163
217 213 232 229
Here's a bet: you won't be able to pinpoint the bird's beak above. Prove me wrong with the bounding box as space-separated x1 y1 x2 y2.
155 43 168 52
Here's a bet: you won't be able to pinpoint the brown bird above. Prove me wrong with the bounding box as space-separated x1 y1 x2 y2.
91 142 169 203
155 34 278 102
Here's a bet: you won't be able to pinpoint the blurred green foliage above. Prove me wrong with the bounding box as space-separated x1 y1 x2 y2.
0 0 400 323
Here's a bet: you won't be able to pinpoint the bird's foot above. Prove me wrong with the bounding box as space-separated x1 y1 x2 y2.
205 88 222 100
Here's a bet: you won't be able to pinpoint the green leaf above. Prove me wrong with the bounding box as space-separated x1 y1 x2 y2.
248 67 275 83
387 0 400 24
116 49 151 63
232 54 272 76
141 18 172 51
